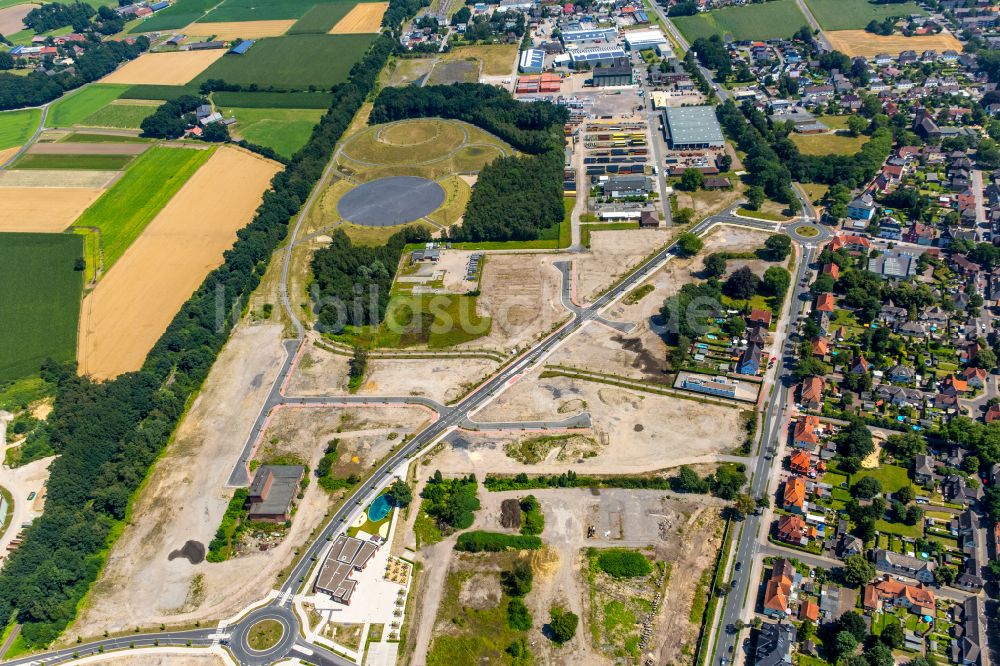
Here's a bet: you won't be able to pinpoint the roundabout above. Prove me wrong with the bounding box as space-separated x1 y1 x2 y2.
785 219 832 244
336 176 446 227
228 605 299 665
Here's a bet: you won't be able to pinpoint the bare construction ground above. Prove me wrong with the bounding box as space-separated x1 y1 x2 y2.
285 342 499 403
469 253 565 352
78 147 280 379
100 50 225 85
452 371 742 475
97 653 226 666
412 488 724 665
68 324 288 637
0 187 103 232
575 228 673 303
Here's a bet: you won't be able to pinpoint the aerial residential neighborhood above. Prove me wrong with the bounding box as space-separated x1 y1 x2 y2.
2 0 1000 664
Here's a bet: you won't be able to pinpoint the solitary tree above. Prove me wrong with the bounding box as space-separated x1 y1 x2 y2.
764 234 792 261
704 253 727 278
723 266 760 300
388 479 412 507
548 607 578 644
679 168 704 192
840 555 876 588
677 232 703 256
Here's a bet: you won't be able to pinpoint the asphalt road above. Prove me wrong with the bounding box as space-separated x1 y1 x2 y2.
0 629 216 666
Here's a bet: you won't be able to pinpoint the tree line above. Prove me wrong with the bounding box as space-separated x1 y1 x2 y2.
24 2 94 32
0 0 424 645
0 36 148 110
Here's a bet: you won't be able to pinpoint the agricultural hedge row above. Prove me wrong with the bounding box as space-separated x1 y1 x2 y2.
0 0 426 645
454 531 543 552
0 38 150 110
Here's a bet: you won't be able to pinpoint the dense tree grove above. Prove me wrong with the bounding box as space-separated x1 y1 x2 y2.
371 83 568 242
0 0 423 645
0 37 149 110
310 225 431 330
139 94 206 139
24 2 94 32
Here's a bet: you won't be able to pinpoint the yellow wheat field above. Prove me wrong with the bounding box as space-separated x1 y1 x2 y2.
184 19 295 39
0 187 104 232
330 2 388 33
100 50 225 85
825 29 963 57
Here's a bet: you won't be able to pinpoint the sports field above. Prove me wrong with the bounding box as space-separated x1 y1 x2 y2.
194 34 375 89
47 83 130 128
78 147 279 379
0 107 41 149
0 188 104 232
74 146 213 273
185 18 295 38
219 106 324 157
672 0 808 41
825 29 962 57
803 0 924 31
101 50 226 85
330 1 386 33
0 233 83 383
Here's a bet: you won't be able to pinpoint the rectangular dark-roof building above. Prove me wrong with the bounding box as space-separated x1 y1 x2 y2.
664 106 724 149
247 465 304 522
315 535 380 605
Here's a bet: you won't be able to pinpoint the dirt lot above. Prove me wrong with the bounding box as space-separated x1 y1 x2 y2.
96 654 225 666
68 324 289 637
78 147 279 379
100 50 225 85
330 2 387 33
825 29 963 56
386 58 436 86
285 341 499 402
185 19 294 39
575 228 673 303
0 3 35 35
0 169 117 187
410 488 725 665
0 187 103 232
470 253 566 352
446 370 742 475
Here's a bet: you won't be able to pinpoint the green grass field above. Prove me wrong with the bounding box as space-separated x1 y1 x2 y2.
12 153 135 170
77 101 159 129
0 108 41 150
673 0 809 41
60 132 152 143
852 464 913 494
120 84 199 101
195 34 376 89
790 132 866 156
74 146 213 272
211 90 333 108
128 0 219 32
220 106 323 158
288 2 354 32
201 0 328 21
47 84 131 128
0 233 84 383
803 0 925 31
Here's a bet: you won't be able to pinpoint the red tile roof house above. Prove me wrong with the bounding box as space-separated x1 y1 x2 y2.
748 308 772 328
800 376 825 410
863 575 936 614
816 293 835 313
963 366 988 389
777 514 807 545
829 235 872 254
783 476 808 514
790 450 812 475
793 415 821 448
811 337 828 357
799 599 820 622
763 558 796 618
986 403 1000 424
822 263 840 280
848 355 869 375
941 375 969 396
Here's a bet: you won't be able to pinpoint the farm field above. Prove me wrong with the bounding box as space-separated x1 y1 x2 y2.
184 18 295 38
825 29 962 57
11 153 135 169
0 188 103 232
75 99 160 129
790 132 867 156
100 50 226 85
211 89 334 108
128 0 218 32
194 34 375 89
47 83 130 128
59 132 152 143
201 0 326 21
74 146 213 275
0 233 84 383
219 106 324 158
672 0 808 41
0 168 117 187
0 3 33 36
330 1 386 33
444 44 517 76
288 3 353 32
803 0 924 31
78 146 279 379
0 107 41 149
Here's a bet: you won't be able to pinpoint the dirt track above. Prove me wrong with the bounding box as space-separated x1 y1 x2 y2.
78 147 280 379
330 2 388 33
100 50 225 85
0 187 103 232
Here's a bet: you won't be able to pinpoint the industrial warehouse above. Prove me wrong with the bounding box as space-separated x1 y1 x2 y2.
663 106 725 150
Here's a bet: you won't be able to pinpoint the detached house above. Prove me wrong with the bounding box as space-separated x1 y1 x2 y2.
763 558 796 618
875 549 937 584
793 415 822 449
863 575 936 614
800 376 825 410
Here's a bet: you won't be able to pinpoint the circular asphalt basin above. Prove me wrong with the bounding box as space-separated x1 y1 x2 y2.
337 176 446 227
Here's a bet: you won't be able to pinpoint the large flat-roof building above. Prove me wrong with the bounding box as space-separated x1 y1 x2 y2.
569 46 627 69
519 48 545 73
314 535 380 605
592 63 632 86
560 27 617 45
664 106 725 149
623 28 668 53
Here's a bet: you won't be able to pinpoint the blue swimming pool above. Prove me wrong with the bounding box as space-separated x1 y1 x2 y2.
368 494 392 522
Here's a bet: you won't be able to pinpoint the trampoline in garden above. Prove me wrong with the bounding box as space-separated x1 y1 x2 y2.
368 494 393 522
337 176 445 227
